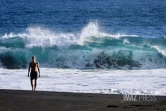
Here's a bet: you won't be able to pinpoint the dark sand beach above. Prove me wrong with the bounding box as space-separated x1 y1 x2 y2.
0 89 166 111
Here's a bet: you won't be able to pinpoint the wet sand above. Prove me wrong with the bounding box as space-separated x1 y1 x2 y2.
0 89 166 111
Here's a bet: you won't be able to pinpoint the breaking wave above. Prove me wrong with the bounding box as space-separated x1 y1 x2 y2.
0 22 166 69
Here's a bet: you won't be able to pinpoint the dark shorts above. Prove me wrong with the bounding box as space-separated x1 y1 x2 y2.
30 71 38 80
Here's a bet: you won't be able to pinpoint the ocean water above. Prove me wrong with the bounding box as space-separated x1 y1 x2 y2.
0 0 166 95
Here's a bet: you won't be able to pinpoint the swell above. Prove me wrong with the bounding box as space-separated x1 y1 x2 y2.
0 22 166 69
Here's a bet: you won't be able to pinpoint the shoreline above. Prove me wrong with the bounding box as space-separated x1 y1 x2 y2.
0 89 166 111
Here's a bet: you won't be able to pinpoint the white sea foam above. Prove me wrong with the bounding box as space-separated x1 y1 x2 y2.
123 39 130 44
1 22 139 47
152 45 166 57
0 68 165 95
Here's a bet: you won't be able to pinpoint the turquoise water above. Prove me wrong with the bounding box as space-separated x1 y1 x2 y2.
0 0 166 69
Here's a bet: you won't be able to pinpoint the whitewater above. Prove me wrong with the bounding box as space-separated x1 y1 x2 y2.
0 68 166 95
0 22 166 95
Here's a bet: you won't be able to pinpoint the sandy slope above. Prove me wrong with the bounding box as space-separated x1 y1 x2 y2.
0 89 166 111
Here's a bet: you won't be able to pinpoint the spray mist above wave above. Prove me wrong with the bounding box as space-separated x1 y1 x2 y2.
1 21 139 48
2 27 77 47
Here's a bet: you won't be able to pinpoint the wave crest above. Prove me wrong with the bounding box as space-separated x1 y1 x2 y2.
1 22 166 69
1 21 139 47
